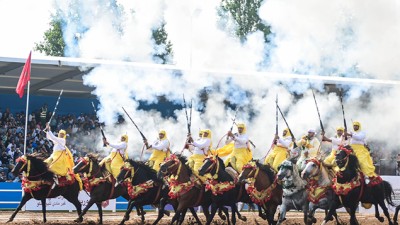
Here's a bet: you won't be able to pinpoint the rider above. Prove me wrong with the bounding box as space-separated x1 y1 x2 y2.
145 130 170 171
100 134 129 178
296 129 320 170
44 122 82 189
322 127 347 167
264 128 293 171
346 121 379 185
187 129 212 174
225 123 252 173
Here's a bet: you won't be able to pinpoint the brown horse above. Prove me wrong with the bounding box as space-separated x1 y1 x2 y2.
158 154 229 225
238 159 282 225
73 154 145 224
8 154 82 223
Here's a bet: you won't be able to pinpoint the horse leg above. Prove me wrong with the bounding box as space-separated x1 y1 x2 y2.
41 198 47 223
374 203 384 222
307 203 318 225
267 204 278 225
63 191 83 223
231 203 238 225
178 208 189 225
217 207 227 221
95 202 103 224
152 197 168 225
119 200 135 225
377 199 394 225
394 205 400 225
349 206 359 225
277 203 288 225
255 204 265 220
234 205 247 221
188 207 202 225
7 193 32 222
205 203 218 225
74 197 97 223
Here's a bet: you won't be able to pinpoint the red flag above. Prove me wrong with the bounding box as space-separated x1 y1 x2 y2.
15 52 32 98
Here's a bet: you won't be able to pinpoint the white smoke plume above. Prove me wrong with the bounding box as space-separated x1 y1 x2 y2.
50 0 400 160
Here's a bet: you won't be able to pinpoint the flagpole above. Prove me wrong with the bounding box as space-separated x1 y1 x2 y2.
23 83 30 155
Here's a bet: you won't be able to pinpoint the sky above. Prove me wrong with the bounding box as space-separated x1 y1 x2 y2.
1 0 400 159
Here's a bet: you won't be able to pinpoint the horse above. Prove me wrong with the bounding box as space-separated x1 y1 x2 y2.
276 159 308 225
158 154 229 225
322 146 395 225
8 154 82 223
73 154 145 224
395 205 400 225
238 159 282 224
116 159 199 225
198 155 251 225
301 158 342 225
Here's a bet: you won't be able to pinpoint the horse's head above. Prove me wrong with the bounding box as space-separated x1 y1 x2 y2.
238 160 258 183
117 160 135 184
73 154 100 175
335 145 353 169
301 158 321 179
12 155 28 176
198 155 219 177
277 160 294 181
158 154 180 179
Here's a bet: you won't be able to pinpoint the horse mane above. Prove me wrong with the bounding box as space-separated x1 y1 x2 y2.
289 161 307 188
127 159 159 181
26 154 54 180
176 154 192 176
256 161 275 182
217 156 226 170
86 153 99 164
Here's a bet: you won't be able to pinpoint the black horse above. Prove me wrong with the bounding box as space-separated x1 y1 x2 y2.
73 154 145 224
116 159 198 225
8 154 82 223
198 155 250 225
322 146 395 225
158 154 230 225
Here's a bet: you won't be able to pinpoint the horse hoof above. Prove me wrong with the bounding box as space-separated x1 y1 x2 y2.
378 217 384 222
164 210 170 217
220 214 226 220
312 218 317 223
6 219 13 223
74 217 83 223
240 216 247 221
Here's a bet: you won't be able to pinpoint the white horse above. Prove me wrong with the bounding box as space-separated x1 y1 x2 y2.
276 160 308 225
301 159 342 225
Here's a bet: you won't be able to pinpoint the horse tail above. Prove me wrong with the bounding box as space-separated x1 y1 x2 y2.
383 180 396 207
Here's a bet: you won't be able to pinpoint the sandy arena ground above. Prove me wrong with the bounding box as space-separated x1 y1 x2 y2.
0 210 397 225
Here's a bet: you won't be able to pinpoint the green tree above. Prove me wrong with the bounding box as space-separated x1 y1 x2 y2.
220 0 270 41
34 19 65 57
152 23 173 64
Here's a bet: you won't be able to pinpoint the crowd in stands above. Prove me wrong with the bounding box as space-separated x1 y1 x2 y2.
0 104 107 182
0 104 399 182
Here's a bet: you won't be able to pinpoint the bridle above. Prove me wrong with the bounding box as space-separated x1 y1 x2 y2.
242 161 259 182
120 162 135 182
76 157 101 178
16 156 47 178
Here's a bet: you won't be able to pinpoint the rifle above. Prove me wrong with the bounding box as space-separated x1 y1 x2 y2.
91 102 107 147
121 107 147 141
311 89 325 134
227 107 240 140
339 90 348 140
183 95 192 138
43 89 63 132
276 103 298 149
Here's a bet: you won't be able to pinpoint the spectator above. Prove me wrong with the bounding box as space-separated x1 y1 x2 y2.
0 171 6 182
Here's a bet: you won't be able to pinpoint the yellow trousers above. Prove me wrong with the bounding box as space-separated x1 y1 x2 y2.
323 149 336 165
45 149 74 176
188 154 206 174
224 148 252 173
100 152 125 179
351 144 376 177
264 146 288 171
149 149 168 172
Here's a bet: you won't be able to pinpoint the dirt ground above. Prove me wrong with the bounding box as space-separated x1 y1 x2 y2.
0 210 397 225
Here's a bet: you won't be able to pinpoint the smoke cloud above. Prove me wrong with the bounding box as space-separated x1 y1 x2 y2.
5 0 398 159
